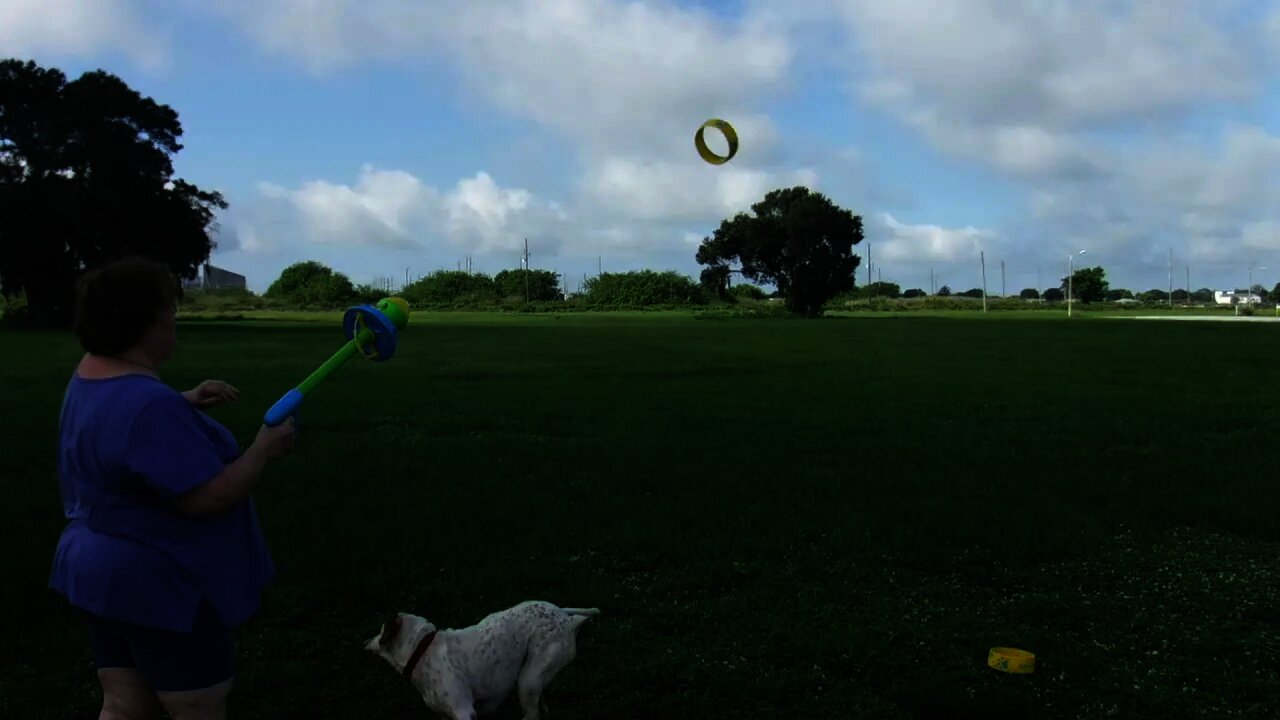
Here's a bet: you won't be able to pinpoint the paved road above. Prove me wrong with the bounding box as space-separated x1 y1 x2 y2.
1117 315 1280 322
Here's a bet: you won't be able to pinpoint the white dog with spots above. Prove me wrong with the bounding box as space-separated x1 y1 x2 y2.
366 600 600 720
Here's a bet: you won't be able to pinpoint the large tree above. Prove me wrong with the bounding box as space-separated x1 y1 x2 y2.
265 261 357 307
494 268 562 302
857 281 901 299
1139 288 1169 304
1060 265 1109 304
695 186 863 317
0 58 226 327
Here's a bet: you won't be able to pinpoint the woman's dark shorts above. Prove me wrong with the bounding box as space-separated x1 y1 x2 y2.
83 600 233 692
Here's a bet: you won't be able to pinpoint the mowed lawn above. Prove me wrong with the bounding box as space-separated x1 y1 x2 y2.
3 312 1280 719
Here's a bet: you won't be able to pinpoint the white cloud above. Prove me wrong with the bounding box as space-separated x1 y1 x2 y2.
229 165 570 259
830 0 1257 129
234 225 270 255
196 1 790 151
583 155 818 222
819 0 1263 185
0 0 168 71
442 172 569 254
1086 124 1280 261
1116 126 1280 242
796 0 1279 273
873 213 995 263
1242 221 1280 252
289 167 430 246
895 109 1107 180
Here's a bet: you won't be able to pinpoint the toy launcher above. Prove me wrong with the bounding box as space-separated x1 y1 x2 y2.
263 297 410 427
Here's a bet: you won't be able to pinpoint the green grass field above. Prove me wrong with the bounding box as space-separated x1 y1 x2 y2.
3 312 1280 719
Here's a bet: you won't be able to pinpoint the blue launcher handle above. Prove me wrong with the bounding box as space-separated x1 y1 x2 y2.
264 388 305 427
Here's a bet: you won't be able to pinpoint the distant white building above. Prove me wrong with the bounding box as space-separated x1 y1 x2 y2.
1214 290 1261 306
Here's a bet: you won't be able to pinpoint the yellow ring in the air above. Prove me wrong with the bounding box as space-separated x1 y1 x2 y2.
695 119 739 165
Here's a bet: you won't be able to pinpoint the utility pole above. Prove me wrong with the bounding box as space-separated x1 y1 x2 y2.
1186 265 1190 306
524 238 531 303
1168 247 1173 309
868 243 873 300
1067 250 1086 318
980 251 988 312
930 267 935 295
1247 261 1266 314
1001 260 1006 298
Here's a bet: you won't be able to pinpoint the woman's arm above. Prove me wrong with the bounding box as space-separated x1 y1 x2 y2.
171 420 296 516
125 393 297 515
182 379 239 409
172 444 269 516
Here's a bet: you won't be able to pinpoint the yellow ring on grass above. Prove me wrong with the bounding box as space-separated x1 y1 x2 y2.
988 647 1035 674
695 119 739 165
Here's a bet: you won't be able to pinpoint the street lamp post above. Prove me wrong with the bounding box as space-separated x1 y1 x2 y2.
1068 249 1086 318
1241 262 1266 316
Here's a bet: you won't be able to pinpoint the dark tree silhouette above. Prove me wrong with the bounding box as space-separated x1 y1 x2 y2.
696 186 863 317
1059 266 1109 304
264 261 357 307
0 58 226 327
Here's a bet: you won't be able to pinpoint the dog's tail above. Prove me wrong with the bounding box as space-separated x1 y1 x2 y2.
561 607 601 618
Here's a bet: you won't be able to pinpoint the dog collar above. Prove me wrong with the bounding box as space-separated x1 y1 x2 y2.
402 630 438 678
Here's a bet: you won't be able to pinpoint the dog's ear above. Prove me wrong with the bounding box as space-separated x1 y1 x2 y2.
379 614 402 648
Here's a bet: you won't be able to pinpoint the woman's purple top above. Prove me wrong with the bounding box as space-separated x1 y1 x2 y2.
49 372 275 632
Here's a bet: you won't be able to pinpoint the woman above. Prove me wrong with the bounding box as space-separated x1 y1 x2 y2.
49 257 296 720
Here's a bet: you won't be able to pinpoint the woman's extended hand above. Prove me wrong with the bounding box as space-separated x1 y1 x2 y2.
184 380 240 408
252 418 297 460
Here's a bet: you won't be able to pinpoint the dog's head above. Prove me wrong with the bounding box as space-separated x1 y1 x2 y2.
365 612 437 673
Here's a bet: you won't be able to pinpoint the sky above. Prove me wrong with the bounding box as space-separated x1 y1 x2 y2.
2 0 1277 295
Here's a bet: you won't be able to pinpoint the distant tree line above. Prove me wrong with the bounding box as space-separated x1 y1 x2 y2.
212 260 731 311
833 266 1280 307
174 258 1272 315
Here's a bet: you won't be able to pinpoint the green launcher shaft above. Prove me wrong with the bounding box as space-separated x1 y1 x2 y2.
263 328 373 425
296 328 372 394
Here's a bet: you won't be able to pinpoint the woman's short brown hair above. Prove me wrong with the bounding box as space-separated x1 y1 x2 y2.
73 257 181 356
